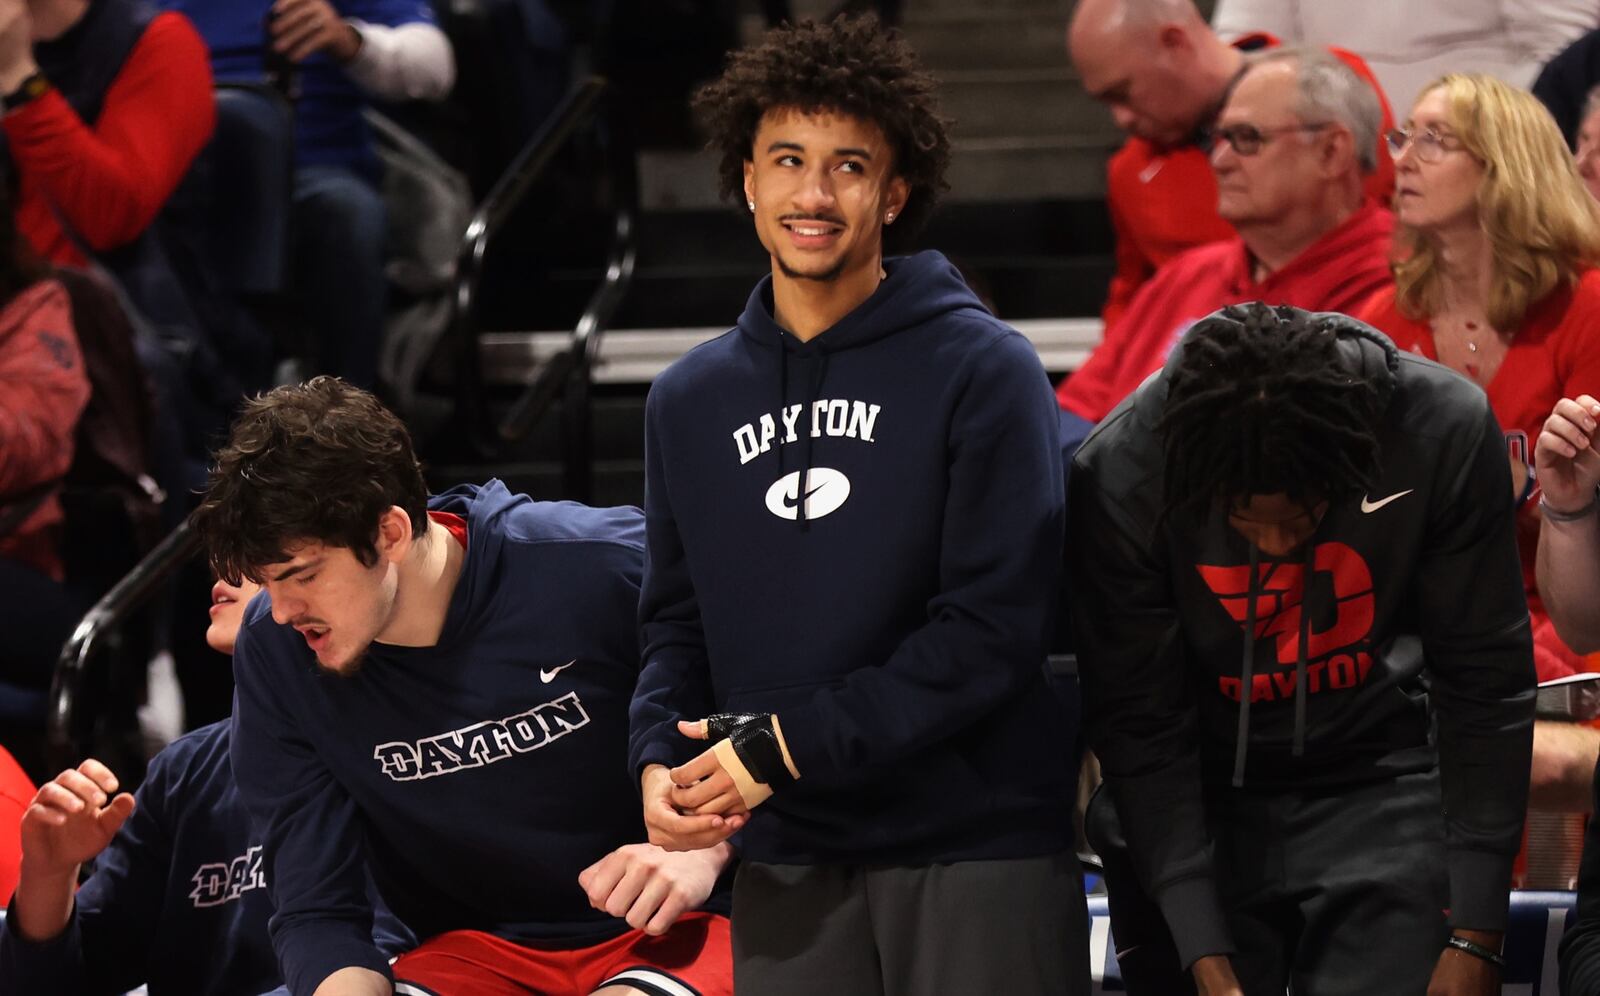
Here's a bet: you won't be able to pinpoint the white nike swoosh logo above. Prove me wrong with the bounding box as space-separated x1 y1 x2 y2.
1360 489 1414 513
539 659 576 684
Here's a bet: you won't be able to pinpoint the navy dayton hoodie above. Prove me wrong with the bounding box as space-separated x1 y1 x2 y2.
629 250 1076 866
231 482 711 995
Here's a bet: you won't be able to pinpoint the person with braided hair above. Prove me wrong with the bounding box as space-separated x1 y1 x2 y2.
1069 303 1536 996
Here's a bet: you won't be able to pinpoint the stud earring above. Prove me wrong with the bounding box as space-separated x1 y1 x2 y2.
748 200 756 212
885 211 896 223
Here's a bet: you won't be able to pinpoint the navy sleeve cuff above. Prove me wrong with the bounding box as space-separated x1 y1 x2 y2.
280 926 393 996
0 897 87 993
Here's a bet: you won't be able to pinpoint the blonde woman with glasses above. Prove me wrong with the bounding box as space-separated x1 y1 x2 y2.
1355 74 1600 819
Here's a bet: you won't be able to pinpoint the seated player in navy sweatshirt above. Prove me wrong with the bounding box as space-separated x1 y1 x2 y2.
193 377 733 996
627 15 1089 995
0 574 413 996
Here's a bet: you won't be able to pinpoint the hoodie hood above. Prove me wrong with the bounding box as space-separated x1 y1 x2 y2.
736 250 993 356
1141 305 1401 422
1138 305 1404 785
425 479 524 641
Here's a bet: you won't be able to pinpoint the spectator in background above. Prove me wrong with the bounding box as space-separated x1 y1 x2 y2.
0 0 214 269
1576 84 1600 202
1355 74 1600 820
171 0 455 388
1214 0 1597 137
1066 0 1394 330
1355 74 1600 689
1534 27 1600 149
0 173 87 693
0 573 413 995
0 746 33 905
1539 394 1600 993
1057 47 1393 449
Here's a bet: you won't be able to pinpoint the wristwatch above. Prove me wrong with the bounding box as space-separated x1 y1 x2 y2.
2 72 50 114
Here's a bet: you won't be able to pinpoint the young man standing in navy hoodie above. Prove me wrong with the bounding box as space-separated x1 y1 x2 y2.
628 16 1089 994
193 377 733 996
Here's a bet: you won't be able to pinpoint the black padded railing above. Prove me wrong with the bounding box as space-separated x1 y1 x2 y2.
47 517 201 768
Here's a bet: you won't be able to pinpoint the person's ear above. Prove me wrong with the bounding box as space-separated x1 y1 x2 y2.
883 176 910 226
1320 125 1357 178
375 506 413 563
1156 23 1192 58
743 160 756 213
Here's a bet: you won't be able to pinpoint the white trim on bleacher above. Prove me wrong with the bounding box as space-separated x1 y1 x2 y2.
477 317 1104 387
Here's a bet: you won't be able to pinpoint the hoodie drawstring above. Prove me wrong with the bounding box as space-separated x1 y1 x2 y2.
776 334 831 532
797 350 831 532
1231 542 1260 788
1293 541 1314 757
777 339 789 483
1233 540 1319 787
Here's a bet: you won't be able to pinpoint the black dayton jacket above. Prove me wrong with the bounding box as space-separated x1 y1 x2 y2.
1067 312 1535 968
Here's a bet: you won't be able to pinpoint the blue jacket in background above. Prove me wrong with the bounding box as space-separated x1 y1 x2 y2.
630 249 1077 866
161 0 437 179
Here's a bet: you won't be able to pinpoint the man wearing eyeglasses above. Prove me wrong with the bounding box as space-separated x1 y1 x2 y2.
1058 47 1395 444
1066 0 1394 333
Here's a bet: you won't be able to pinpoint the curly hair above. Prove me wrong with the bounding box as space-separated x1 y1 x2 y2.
194 377 430 583
1158 304 1385 523
693 14 951 245
1394 73 1600 330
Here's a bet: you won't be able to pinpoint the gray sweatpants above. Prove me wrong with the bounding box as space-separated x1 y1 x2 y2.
731 854 1092 995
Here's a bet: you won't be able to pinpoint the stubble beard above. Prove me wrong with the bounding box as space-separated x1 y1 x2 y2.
775 251 849 284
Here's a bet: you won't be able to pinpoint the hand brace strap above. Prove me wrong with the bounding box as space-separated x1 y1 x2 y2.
704 712 799 786
711 739 773 809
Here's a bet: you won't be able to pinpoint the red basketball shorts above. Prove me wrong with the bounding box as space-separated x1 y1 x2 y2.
390 911 731 996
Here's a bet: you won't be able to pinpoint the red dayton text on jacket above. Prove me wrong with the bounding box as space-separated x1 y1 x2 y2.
1197 542 1376 703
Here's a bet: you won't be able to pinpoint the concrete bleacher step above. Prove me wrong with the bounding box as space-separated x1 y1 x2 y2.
900 8 1073 71
939 67 1108 140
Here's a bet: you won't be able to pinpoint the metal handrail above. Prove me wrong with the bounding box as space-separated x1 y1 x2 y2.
497 198 636 444
47 518 201 764
450 76 612 444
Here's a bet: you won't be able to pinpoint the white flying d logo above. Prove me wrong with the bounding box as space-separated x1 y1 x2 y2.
765 468 851 521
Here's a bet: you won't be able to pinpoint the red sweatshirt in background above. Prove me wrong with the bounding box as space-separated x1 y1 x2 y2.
1099 34 1397 329
0 279 89 581
1060 199 1395 423
3 12 214 266
1356 270 1600 682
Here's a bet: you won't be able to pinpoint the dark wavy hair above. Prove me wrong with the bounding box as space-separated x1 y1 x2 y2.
195 377 429 582
693 13 952 245
1158 303 1385 523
